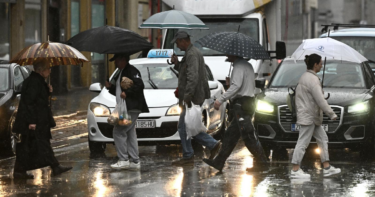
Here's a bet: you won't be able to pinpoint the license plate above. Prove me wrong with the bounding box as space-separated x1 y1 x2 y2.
291 124 328 132
136 120 155 128
291 124 301 132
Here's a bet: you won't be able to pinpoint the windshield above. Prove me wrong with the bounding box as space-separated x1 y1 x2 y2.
0 68 9 91
164 18 259 56
136 64 178 89
270 60 366 88
330 37 375 61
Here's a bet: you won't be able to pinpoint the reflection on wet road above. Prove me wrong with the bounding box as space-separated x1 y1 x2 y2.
1 141 375 196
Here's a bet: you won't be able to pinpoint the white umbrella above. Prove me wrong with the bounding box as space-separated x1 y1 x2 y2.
139 10 208 29
291 37 367 63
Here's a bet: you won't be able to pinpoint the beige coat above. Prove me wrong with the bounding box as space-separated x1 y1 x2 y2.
295 70 337 125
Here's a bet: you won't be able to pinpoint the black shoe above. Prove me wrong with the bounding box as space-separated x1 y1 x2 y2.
52 165 73 176
13 172 34 179
202 158 224 171
209 141 222 160
246 165 269 173
171 157 194 166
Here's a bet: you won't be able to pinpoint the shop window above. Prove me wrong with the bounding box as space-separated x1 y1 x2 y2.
0 3 10 61
91 0 105 84
25 0 41 47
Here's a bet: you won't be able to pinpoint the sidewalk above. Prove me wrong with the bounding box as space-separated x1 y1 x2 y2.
49 87 99 144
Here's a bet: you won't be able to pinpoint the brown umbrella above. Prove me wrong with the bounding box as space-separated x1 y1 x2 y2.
10 41 88 66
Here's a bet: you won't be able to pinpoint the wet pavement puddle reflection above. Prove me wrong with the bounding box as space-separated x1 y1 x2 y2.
1 141 375 196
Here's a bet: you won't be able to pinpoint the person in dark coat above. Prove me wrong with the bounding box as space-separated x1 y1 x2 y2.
105 53 149 170
13 59 72 179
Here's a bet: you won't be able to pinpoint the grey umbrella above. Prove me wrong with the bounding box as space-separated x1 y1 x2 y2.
139 10 208 29
196 32 270 59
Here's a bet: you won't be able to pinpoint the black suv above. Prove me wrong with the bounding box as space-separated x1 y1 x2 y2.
0 63 30 155
254 57 375 158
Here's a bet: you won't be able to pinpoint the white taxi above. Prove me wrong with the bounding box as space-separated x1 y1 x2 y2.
86 49 228 153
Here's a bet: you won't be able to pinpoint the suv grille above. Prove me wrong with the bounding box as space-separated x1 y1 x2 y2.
278 105 342 133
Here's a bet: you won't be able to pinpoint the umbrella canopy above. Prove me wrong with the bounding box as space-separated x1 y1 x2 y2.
10 41 88 66
291 37 367 63
196 32 270 59
139 10 208 29
66 25 153 54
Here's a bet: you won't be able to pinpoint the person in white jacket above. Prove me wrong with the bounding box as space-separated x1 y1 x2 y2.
290 53 341 178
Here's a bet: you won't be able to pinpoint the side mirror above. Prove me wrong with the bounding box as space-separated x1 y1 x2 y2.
255 78 266 90
208 81 218 90
276 41 286 59
89 83 102 92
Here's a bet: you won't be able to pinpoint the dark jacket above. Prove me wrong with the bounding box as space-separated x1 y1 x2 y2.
174 44 210 106
13 71 56 139
108 64 149 113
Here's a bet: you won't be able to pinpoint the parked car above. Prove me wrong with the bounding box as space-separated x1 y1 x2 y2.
0 62 30 155
87 50 229 153
254 57 375 158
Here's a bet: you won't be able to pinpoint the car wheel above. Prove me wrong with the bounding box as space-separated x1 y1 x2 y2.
88 137 106 153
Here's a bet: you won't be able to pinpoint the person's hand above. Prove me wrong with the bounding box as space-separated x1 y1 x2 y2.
214 100 222 110
184 95 192 108
29 124 36 130
171 54 178 64
225 77 230 86
105 81 112 89
48 84 53 93
121 91 126 99
331 115 337 121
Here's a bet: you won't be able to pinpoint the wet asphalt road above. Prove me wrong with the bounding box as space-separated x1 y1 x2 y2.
1 139 375 197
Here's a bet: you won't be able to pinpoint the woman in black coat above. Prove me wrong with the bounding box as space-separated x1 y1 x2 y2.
13 59 72 179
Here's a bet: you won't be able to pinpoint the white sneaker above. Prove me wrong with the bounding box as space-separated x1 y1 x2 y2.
111 160 130 169
290 168 311 179
129 161 141 170
323 165 341 177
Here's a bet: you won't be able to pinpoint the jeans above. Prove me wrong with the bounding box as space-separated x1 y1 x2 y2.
291 124 330 165
178 108 218 159
213 100 269 167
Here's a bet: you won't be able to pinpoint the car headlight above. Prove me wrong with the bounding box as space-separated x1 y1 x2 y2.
166 104 182 116
348 101 368 114
90 103 111 117
256 100 274 114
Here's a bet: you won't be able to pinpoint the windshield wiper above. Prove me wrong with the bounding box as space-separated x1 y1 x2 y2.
147 67 158 89
170 67 179 78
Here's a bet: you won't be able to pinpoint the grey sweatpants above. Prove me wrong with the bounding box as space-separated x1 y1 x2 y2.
113 112 140 163
291 124 330 165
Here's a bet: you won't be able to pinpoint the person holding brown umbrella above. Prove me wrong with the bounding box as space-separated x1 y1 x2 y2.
12 59 72 179
10 40 88 179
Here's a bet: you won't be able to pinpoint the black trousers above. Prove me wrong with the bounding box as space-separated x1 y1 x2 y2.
14 130 59 172
213 97 269 167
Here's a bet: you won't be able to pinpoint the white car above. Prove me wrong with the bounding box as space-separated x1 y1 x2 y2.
86 50 229 153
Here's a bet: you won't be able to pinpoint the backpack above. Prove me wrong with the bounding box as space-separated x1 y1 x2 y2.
286 84 298 121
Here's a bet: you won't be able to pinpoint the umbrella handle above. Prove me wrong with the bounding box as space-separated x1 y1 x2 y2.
325 93 330 100
167 59 173 65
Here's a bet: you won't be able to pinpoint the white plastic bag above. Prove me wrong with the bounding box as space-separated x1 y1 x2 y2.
184 102 207 139
108 99 132 126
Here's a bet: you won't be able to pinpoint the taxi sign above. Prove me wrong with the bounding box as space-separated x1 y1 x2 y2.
147 49 174 58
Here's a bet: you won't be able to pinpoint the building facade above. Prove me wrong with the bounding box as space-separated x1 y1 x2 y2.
0 0 158 94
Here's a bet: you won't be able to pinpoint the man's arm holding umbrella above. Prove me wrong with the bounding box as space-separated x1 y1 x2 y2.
214 67 243 110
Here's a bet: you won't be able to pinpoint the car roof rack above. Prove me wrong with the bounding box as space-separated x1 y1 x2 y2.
321 23 375 35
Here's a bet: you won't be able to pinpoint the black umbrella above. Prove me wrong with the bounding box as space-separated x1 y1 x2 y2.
66 25 153 54
196 32 270 60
